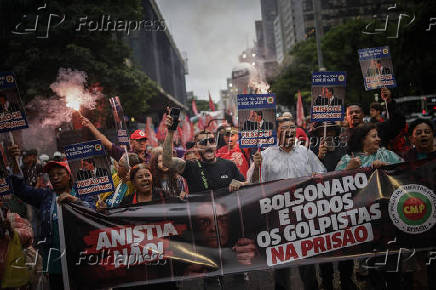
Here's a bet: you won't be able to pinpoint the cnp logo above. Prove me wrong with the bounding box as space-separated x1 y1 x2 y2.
401 194 429 221
267 96 274 104
389 184 436 234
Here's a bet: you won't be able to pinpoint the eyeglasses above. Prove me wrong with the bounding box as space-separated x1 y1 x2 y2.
197 137 216 146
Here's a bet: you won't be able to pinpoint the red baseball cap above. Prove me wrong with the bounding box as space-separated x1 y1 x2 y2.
130 129 147 140
43 161 72 176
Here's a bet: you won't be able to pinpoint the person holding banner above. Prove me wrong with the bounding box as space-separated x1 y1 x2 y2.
251 114 326 183
97 152 141 209
7 145 91 290
149 147 186 199
120 163 170 205
163 113 246 194
336 123 403 170
251 113 325 290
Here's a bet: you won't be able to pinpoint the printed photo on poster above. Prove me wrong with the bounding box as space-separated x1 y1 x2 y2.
237 94 277 148
187 193 223 277
358 46 397 90
311 72 346 122
0 72 29 133
213 190 265 275
65 140 114 196
109 96 129 146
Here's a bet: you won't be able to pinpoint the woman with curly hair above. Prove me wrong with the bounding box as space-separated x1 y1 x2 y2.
149 147 187 199
335 123 403 170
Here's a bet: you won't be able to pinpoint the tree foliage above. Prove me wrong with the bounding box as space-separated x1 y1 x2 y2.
270 0 436 113
0 0 162 121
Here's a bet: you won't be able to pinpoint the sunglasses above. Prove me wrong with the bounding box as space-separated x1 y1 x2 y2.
197 137 216 146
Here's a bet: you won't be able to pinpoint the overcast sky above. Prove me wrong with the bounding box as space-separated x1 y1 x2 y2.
156 0 261 102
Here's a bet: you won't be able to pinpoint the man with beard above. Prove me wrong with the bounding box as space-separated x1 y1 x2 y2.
180 201 260 290
162 113 246 193
251 114 325 290
343 88 405 151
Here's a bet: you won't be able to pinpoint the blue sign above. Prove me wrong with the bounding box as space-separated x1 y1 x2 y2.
109 97 129 146
65 140 107 160
0 177 13 197
237 94 277 148
358 46 397 90
0 72 29 133
310 71 346 122
65 140 114 196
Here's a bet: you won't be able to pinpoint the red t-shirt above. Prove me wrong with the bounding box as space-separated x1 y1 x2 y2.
216 144 249 178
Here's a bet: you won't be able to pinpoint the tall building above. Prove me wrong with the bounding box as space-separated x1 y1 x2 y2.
272 0 391 64
255 20 265 59
274 0 305 64
273 16 284 63
126 0 188 116
260 0 278 61
302 0 392 35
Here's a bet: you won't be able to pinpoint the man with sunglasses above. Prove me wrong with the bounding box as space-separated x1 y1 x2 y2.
163 114 246 194
251 113 325 290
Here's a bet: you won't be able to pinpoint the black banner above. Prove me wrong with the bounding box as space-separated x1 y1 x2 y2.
59 157 436 289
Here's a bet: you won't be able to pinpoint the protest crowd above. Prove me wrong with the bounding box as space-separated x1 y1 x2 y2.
0 72 435 290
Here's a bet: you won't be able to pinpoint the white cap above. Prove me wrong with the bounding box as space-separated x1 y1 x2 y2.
39 154 49 161
53 151 62 157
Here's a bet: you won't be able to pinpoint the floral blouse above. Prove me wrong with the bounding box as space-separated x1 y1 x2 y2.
335 147 404 171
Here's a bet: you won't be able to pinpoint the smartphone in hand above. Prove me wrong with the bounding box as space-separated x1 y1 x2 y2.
169 107 181 130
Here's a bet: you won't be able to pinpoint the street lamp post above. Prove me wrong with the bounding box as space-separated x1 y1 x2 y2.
312 0 326 71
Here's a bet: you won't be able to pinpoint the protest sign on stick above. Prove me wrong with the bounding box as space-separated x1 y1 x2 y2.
358 46 397 91
237 94 277 148
310 71 346 123
65 140 115 196
109 96 129 146
0 72 29 133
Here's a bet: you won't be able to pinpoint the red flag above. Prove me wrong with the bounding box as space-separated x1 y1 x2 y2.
197 114 205 131
156 113 168 141
192 99 199 115
296 90 305 127
208 91 216 111
146 117 158 147
182 116 192 146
